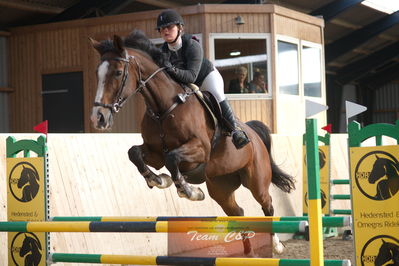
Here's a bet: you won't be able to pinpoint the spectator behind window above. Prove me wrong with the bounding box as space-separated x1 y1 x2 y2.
228 66 249 94
249 72 268 93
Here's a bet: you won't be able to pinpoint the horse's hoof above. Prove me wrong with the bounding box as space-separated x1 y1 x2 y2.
177 186 205 201
189 187 205 201
156 174 173 188
145 174 172 189
272 235 285 254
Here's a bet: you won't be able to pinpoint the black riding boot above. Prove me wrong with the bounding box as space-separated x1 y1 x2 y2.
220 100 250 149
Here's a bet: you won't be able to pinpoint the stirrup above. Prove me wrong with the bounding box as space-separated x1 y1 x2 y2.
232 129 250 149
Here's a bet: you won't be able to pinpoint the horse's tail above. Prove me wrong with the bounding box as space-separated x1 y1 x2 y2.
246 120 295 193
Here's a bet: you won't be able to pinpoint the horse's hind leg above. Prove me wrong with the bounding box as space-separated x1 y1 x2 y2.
128 144 173 189
206 175 255 256
165 138 206 201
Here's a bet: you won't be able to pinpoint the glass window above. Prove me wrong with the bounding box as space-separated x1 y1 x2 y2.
213 38 269 95
302 46 322 97
278 41 299 95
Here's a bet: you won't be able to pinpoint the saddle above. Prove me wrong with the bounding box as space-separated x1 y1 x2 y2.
186 84 231 136
177 84 227 184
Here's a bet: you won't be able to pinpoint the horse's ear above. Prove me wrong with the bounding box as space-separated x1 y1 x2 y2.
375 155 380 159
89 37 102 55
113 35 125 55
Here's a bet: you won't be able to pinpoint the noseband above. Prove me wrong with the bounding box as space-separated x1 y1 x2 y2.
94 54 165 113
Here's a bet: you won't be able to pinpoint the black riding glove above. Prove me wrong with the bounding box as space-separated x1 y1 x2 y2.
163 60 176 76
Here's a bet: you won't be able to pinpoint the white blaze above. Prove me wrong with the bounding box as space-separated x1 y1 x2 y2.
95 61 110 102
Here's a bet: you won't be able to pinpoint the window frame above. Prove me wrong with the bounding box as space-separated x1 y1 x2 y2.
276 35 301 98
301 40 324 99
209 33 272 100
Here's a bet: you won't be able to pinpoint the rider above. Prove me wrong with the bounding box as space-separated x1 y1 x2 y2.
156 9 250 149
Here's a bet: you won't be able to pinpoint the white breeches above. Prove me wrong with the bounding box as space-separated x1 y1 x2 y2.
200 67 226 103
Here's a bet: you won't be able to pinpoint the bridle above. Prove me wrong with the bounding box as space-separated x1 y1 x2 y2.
94 54 165 113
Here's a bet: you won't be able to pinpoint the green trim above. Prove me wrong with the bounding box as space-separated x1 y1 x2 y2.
332 209 352 215
0 221 28 232
280 259 348 266
305 119 321 200
51 253 101 263
331 179 350 185
302 132 330 145
348 120 399 147
52 216 102 221
331 194 350 200
272 221 305 233
6 136 47 157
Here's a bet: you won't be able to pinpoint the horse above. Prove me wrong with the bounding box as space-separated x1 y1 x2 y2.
375 239 399 266
17 166 40 202
19 234 42 266
89 30 295 255
369 155 399 200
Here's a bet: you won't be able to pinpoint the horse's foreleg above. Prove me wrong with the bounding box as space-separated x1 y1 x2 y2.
128 145 173 189
165 139 206 201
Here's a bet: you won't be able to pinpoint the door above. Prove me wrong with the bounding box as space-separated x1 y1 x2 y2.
42 72 84 132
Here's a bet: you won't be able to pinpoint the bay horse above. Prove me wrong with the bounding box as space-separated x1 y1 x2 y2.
90 30 295 255
369 155 399 200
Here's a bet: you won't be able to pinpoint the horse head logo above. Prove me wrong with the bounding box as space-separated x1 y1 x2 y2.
10 232 43 266
375 239 399 266
319 149 326 169
19 233 42 266
369 155 399 200
304 189 327 209
9 162 40 202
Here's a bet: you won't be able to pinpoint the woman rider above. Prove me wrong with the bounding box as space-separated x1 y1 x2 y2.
157 9 250 149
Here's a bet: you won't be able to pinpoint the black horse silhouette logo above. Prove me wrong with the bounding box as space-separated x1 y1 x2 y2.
369 155 399 200
375 239 399 266
304 189 327 209
303 148 327 169
319 149 326 169
19 234 42 266
13 164 40 202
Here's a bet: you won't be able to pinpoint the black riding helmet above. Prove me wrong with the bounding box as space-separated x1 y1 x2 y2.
156 9 184 30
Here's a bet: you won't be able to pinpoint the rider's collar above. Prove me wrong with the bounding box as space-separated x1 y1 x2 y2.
167 36 182 52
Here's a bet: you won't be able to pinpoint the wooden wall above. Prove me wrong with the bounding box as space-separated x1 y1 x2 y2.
230 99 273 129
8 4 323 133
0 133 354 264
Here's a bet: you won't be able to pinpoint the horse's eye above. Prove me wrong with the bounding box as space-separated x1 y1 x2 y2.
115 70 123 76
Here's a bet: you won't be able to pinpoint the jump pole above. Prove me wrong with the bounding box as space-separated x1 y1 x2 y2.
48 254 350 266
0 220 308 233
305 118 324 266
50 216 351 228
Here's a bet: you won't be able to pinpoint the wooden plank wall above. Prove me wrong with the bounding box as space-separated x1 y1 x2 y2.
230 99 273 128
8 4 323 133
0 133 355 265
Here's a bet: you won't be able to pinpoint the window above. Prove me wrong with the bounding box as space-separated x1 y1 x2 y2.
278 41 299 95
211 35 270 96
302 45 321 97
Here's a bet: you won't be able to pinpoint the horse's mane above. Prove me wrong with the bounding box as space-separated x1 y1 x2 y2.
98 29 165 66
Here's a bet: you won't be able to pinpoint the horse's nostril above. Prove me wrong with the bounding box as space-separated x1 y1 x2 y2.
98 111 105 125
